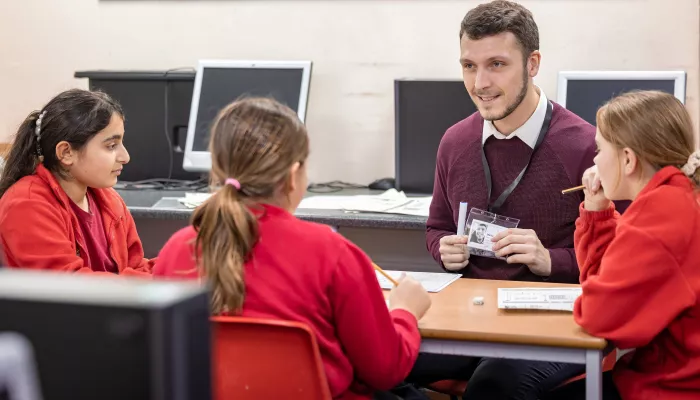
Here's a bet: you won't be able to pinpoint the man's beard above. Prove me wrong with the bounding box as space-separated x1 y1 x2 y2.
482 69 529 122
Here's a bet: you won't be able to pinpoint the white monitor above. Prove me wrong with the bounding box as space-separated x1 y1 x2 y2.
557 70 686 126
183 60 312 172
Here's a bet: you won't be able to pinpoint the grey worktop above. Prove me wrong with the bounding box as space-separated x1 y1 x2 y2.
117 188 428 230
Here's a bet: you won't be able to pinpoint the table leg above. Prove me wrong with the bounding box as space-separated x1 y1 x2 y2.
585 349 603 400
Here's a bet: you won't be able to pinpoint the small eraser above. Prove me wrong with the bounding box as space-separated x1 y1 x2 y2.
473 296 484 305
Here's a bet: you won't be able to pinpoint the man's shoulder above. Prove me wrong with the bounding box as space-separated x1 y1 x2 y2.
443 111 483 143
548 102 596 140
544 102 597 154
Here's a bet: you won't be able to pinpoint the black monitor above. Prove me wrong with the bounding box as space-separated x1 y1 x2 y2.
183 60 312 172
557 71 687 126
74 70 202 182
0 332 42 400
394 79 478 194
0 270 212 400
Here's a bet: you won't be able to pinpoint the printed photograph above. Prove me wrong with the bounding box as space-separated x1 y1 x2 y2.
467 220 508 252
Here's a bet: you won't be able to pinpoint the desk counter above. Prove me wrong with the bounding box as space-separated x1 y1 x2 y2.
118 188 437 270
118 189 428 230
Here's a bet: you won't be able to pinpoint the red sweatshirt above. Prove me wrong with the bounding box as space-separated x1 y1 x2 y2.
574 167 700 399
154 204 421 399
0 164 153 276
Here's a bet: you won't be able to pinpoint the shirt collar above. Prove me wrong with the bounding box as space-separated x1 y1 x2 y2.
481 87 549 149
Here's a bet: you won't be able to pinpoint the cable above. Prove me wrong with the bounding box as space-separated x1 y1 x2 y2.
115 177 209 192
307 180 367 193
163 67 196 181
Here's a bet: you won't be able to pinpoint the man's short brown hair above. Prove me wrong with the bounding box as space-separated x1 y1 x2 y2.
460 1 540 58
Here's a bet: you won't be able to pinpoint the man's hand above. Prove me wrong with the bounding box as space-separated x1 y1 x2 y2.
439 235 470 271
491 228 551 276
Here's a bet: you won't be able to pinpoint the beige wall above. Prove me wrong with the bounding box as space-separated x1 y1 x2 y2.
1 0 697 184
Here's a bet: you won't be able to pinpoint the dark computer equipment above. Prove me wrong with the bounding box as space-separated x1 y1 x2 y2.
557 71 686 126
368 177 396 191
183 60 312 172
0 332 42 400
394 79 478 194
74 70 202 182
0 269 212 400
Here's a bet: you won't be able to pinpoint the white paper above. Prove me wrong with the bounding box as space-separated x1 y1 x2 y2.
456 202 468 236
176 192 213 208
375 270 461 293
497 287 582 312
386 197 432 216
340 189 412 213
297 196 359 210
298 189 432 216
175 189 432 216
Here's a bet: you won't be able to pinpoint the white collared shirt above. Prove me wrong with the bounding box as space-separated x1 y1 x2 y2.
481 88 549 149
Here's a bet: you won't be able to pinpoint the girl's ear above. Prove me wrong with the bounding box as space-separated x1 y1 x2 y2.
55 141 75 167
621 147 639 177
286 162 301 193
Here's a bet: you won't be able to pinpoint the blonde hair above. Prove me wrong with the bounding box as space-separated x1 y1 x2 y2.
596 90 700 186
191 98 309 314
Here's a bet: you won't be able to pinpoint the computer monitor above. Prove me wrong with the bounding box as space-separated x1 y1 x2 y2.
394 79 478 194
0 333 42 400
183 60 312 172
557 71 686 125
0 270 212 400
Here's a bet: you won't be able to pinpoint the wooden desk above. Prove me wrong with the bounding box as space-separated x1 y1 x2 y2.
388 278 606 400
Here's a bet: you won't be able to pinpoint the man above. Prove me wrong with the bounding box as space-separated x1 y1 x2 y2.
414 1 601 399
470 223 487 245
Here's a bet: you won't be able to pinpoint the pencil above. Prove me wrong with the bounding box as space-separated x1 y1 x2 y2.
561 185 585 195
373 263 399 286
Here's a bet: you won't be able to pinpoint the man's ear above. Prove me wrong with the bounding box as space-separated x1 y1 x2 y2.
527 50 541 78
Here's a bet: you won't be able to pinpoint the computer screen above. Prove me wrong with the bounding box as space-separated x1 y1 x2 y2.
183 60 312 172
557 71 686 126
0 270 212 400
394 79 478 194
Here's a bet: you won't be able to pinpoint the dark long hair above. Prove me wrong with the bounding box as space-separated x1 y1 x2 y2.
0 89 123 197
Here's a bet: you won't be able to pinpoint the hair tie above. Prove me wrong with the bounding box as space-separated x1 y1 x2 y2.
34 110 47 159
225 178 241 190
681 151 700 177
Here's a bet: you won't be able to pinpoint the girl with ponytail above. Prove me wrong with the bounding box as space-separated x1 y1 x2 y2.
155 97 432 399
549 90 700 399
0 89 153 276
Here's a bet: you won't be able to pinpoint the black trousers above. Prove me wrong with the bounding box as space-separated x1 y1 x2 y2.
407 353 586 400
544 371 621 400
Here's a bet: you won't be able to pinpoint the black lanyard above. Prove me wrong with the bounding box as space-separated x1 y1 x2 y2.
481 101 553 214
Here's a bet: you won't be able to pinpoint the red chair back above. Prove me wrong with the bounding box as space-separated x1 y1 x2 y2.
211 316 332 400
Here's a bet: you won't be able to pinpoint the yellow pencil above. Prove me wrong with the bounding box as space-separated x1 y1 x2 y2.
561 185 585 195
373 263 399 286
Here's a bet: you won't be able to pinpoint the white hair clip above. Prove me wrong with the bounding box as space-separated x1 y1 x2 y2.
35 110 47 158
681 150 700 177
35 111 47 138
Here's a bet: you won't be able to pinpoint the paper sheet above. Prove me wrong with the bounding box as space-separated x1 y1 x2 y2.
375 270 461 293
177 192 212 208
297 196 359 210
497 287 582 312
175 189 432 216
298 189 432 216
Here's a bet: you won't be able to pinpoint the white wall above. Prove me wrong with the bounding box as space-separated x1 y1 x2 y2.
1 0 697 184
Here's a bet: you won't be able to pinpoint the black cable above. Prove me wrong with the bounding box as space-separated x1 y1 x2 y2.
115 177 209 192
307 180 367 193
162 67 196 181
